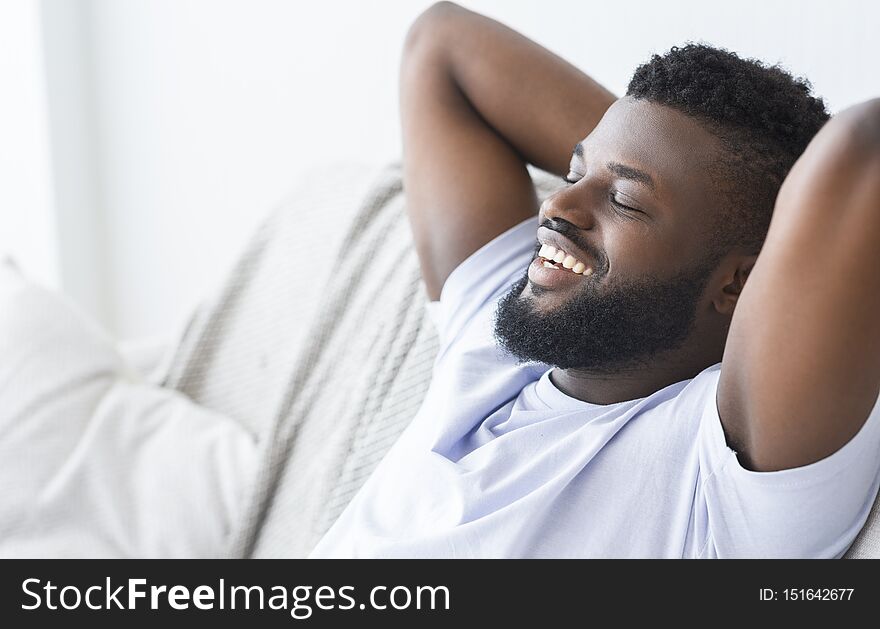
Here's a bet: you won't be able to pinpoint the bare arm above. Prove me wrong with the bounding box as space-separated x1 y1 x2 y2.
400 2 616 299
719 99 880 472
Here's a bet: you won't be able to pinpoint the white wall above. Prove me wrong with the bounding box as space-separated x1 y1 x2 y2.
0 1 57 287
37 0 880 338
41 0 109 321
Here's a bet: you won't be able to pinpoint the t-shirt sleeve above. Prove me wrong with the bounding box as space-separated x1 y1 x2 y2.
425 216 538 355
697 368 880 558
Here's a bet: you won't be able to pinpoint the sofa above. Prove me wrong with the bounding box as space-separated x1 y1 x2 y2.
2 161 878 557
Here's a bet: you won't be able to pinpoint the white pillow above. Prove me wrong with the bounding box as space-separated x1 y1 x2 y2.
0 261 257 557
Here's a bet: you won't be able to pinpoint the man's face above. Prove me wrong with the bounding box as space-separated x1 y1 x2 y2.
494 97 727 371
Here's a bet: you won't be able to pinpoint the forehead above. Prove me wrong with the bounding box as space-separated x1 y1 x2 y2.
578 97 722 206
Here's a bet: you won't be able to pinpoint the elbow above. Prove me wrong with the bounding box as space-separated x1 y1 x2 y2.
829 98 880 156
852 98 880 150
402 2 463 61
849 97 880 131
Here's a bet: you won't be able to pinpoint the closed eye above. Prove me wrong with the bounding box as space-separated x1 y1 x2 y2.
609 195 639 212
609 193 647 219
562 176 649 220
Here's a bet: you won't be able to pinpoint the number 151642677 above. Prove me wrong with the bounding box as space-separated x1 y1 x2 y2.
760 588 854 601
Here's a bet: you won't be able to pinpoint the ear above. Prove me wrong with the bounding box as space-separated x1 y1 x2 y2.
711 254 758 316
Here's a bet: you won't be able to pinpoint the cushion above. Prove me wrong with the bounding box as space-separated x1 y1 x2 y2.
0 260 256 557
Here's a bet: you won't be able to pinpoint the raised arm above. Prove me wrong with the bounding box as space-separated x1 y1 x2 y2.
400 2 616 299
719 99 880 471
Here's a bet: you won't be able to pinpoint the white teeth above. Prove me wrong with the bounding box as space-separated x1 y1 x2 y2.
538 242 591 276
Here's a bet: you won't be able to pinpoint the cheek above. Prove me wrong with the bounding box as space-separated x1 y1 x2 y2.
602 221 692 279
601 225 660 277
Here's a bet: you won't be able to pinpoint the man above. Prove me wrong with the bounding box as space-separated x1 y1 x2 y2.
310 3 880 558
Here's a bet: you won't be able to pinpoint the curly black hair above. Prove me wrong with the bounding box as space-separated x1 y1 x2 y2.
627 43 830 254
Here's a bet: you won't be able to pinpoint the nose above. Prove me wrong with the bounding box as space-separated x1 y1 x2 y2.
540 185 595 231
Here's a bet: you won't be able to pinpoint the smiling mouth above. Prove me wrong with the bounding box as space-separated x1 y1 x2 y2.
537 244 594 276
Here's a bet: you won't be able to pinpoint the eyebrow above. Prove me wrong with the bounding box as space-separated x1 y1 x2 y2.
606 162 656 191
571 143 657 192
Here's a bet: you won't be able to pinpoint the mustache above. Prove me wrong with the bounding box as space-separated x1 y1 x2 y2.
538 216 609 274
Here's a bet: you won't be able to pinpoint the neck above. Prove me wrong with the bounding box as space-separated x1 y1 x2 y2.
549 343 722 405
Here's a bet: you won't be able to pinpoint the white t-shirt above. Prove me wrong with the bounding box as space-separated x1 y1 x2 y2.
310 217 880 558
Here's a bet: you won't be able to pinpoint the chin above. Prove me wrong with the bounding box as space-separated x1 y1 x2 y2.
523 280 574 313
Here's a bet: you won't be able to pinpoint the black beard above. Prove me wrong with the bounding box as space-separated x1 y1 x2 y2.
493 257 717 372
